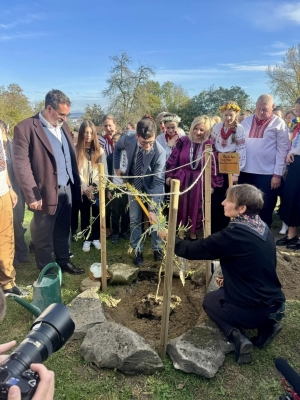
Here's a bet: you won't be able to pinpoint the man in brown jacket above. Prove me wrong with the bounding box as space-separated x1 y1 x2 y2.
13 90 84 275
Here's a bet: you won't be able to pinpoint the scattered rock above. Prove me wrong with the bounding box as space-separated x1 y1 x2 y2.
80 322 164 375
167 320 234 378
69 290 106 340
207 261 222 293
191 271 205 286
108 263 139 285
80 277 101 293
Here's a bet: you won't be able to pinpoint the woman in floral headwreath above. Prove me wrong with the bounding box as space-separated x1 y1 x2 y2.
166 116 222 240
156 113 185 161
211 101 246 233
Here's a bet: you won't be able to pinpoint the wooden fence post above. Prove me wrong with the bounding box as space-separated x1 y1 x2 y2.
204 144 212 289
159 179 180 359
98 163 107 292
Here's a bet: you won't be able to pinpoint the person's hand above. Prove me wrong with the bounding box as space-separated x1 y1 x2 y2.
158 230 168 240
8 363 55 400
107 191 112 200
0 340 16 365
166 177 171 186
215 277 224 287
232 176 239 183
9 189 18 208
286 153 294 163
211 188 214 194
114 169 122 177
148 211 157 224
29 200 42 211
271 176 281 190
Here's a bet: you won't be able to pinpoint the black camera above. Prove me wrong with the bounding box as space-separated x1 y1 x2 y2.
0 303 75 400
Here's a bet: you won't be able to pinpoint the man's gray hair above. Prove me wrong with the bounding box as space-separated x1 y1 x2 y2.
45 89 71 110
226 184 264 215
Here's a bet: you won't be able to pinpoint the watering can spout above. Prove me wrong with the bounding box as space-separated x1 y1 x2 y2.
13 296 41 317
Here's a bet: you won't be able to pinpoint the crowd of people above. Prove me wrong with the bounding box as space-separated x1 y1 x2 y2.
0 88 300 376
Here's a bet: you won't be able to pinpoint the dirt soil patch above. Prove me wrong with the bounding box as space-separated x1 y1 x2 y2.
103 261 206 351
103 237 300 351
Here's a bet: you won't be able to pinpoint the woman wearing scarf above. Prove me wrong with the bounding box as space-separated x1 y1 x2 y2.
170 184 285 364
211 101 246 233
156 113 184 161
166 116 222 240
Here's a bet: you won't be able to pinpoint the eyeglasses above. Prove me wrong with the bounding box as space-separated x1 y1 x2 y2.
51 107 70 119
138 138 155 147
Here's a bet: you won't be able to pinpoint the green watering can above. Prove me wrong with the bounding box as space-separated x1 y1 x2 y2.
13 262 62 317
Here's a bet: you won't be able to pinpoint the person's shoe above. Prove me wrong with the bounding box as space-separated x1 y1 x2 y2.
28 241 35 253
82 241 91 252
120 231 130 240
287 239 300 250
279 222 288 235
3 286 22 297
133 252 144 267
92 240 101 250
59 262 84 275
153 250 163 262
112 235 119 245
276 235 298 247
230 328 253 364
13 260 23 269
251 323 282 349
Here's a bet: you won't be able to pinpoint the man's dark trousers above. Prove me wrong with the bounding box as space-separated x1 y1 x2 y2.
238 172 279 227
34 184 72 270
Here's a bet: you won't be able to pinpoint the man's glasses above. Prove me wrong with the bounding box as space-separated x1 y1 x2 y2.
138 138 155 147
52 107 70 119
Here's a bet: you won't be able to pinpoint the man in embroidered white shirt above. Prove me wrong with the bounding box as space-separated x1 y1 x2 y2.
239 94 290 227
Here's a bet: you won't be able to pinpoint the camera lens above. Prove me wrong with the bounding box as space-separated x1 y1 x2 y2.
0 304 74 376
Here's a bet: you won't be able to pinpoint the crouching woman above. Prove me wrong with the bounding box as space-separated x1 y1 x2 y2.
173 184 285 364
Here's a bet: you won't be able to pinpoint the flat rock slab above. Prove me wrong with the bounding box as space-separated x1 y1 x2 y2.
108 263 139 285
80 277 101 292
167 321 234 378
69 290 106 340
80 322 164 375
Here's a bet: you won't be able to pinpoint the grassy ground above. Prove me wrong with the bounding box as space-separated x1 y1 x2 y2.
0 211 299 399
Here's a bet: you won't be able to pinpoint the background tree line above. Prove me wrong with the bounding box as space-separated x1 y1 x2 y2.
2 44 300 132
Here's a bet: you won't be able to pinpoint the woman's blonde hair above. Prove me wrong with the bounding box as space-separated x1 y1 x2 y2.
189 115 211 141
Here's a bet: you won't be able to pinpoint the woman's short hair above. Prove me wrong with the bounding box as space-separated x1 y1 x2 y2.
189 115 211 140
226 184 264 215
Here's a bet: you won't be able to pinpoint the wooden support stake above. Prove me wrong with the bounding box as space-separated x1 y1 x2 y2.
159 179 180 359
126 182 154 225
228 173 233 188
204 144 212 289
98 163 107 292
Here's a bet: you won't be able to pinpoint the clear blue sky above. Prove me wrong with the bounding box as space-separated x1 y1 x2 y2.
1 0 299 112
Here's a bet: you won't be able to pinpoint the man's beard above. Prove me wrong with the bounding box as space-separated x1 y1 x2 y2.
56 120 64 127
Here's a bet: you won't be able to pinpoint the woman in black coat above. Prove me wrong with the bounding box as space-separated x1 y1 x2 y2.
162 184 285 364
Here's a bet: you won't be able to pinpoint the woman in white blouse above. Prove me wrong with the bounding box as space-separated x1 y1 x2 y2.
211 101 246 233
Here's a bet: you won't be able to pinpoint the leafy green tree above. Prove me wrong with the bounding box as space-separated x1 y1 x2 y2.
82 103 105 126
160 81 190 113
267 44 300 105
0 84 33 131
102 52 154 126
179 85 252 128
32 99 45 114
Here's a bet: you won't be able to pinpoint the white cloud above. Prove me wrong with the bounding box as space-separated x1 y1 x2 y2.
270 41 289 48
220 63 271 71
280 3 300 23
184 15 195 24
0 32 46 41
0 13 44 29
155 67 230 82
266 51 287 56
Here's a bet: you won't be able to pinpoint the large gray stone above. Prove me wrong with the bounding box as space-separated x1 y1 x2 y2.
207 261 222 293
80 322 164 375
80 277 101 292
69 290 106 340
167 321 234 378
107 263 139 285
